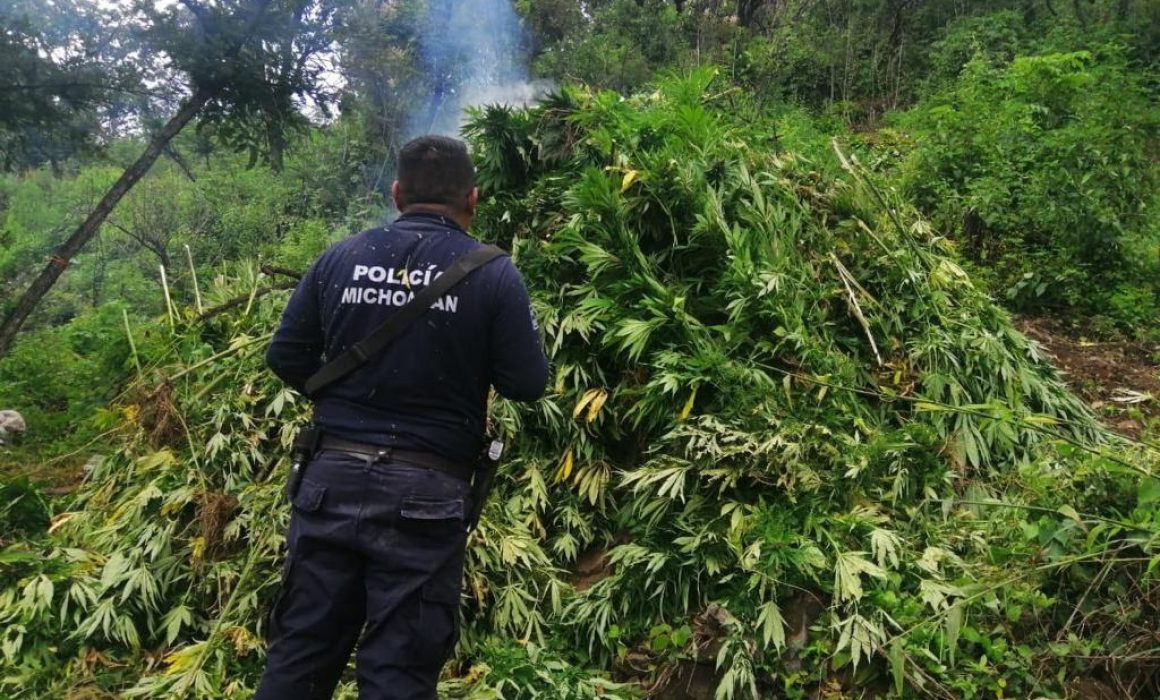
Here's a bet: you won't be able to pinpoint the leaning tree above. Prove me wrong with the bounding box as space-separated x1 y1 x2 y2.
0 0 342 357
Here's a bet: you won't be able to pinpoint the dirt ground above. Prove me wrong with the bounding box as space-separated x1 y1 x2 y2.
1018 318 1160 440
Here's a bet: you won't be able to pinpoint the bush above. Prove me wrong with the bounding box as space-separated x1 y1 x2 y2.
897 46 1159 321
0 302 133 448
528 0 688 93
926 10 1025 88
0 478 50 543
270 218 340 272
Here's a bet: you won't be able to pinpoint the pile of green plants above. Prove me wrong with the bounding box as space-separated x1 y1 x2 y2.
2 72 1157 699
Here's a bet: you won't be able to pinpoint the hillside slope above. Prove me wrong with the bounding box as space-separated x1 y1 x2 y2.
1 73 1157 699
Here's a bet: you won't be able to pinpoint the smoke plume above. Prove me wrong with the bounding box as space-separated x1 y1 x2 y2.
407 0 547 139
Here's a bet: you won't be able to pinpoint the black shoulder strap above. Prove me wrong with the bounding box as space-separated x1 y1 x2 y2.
304 245 506 397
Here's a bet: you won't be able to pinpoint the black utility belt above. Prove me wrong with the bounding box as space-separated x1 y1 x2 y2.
316 435 472 482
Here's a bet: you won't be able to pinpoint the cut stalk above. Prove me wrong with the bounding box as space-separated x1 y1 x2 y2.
122 308 142 377
159 265 176 329
185 244 203 314
169 333 271 381
831 253 884 366
243 267 265 317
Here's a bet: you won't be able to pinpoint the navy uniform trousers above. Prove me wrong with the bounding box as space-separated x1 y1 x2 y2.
255 450 470 700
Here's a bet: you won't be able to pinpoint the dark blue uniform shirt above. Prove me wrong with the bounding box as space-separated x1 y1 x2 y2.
266 212 549 463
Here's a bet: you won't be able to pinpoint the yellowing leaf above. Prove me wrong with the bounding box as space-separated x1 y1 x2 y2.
573 388 604 420
48 511 79 535
678 388 697 421
136 449 177 472
224 625 258 654
870 528 902 570
163 642 206 675
554 448 575 483
834 551 885 603
586 389 609 423
621 169 639 192
190 536 206 566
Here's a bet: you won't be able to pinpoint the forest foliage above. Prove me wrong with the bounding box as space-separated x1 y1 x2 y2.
1 73 1157 699
1 0 1159 698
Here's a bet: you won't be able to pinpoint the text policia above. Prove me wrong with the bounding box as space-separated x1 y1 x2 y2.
341 263 460 313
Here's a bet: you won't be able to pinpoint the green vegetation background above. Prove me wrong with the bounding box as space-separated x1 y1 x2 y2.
0 1 1158 698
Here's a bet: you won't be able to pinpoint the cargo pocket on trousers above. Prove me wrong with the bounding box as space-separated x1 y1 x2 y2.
411 582 460 664
399 496 465 536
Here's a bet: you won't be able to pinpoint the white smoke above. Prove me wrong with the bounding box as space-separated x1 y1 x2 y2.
406 0 551 139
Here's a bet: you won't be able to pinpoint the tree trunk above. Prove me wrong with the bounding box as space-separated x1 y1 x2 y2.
266 118 286 172
1072 0 1089 27
737 0 763 27
0 87 213 357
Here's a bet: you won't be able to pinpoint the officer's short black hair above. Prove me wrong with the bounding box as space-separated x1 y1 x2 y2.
396 135 476 210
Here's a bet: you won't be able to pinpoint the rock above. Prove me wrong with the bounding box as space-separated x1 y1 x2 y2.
0 410 26 434
0 410 26 445
783 592 826 672
651 660 718 700
1068 678 1120 700
570 531 632 592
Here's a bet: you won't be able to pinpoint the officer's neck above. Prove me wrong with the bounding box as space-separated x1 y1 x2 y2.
401 204 472 233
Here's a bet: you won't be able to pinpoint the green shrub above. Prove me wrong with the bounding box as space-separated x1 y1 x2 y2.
271 218 339 272
0 478 50 542
528 0 688 93
897 46 1159 321
926 10 1026 88
0 302 133 447
1104 283 1160 340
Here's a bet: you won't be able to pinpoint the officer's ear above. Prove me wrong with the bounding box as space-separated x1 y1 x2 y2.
464 187 479 216
391 180 405 211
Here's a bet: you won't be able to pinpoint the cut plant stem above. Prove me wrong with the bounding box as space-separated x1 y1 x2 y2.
169 333 271 381
185 245 203 314
831 252 883 365
122 308 142 377
160 264 175 329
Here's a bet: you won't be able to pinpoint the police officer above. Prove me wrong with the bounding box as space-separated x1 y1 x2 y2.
256 135 549 700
